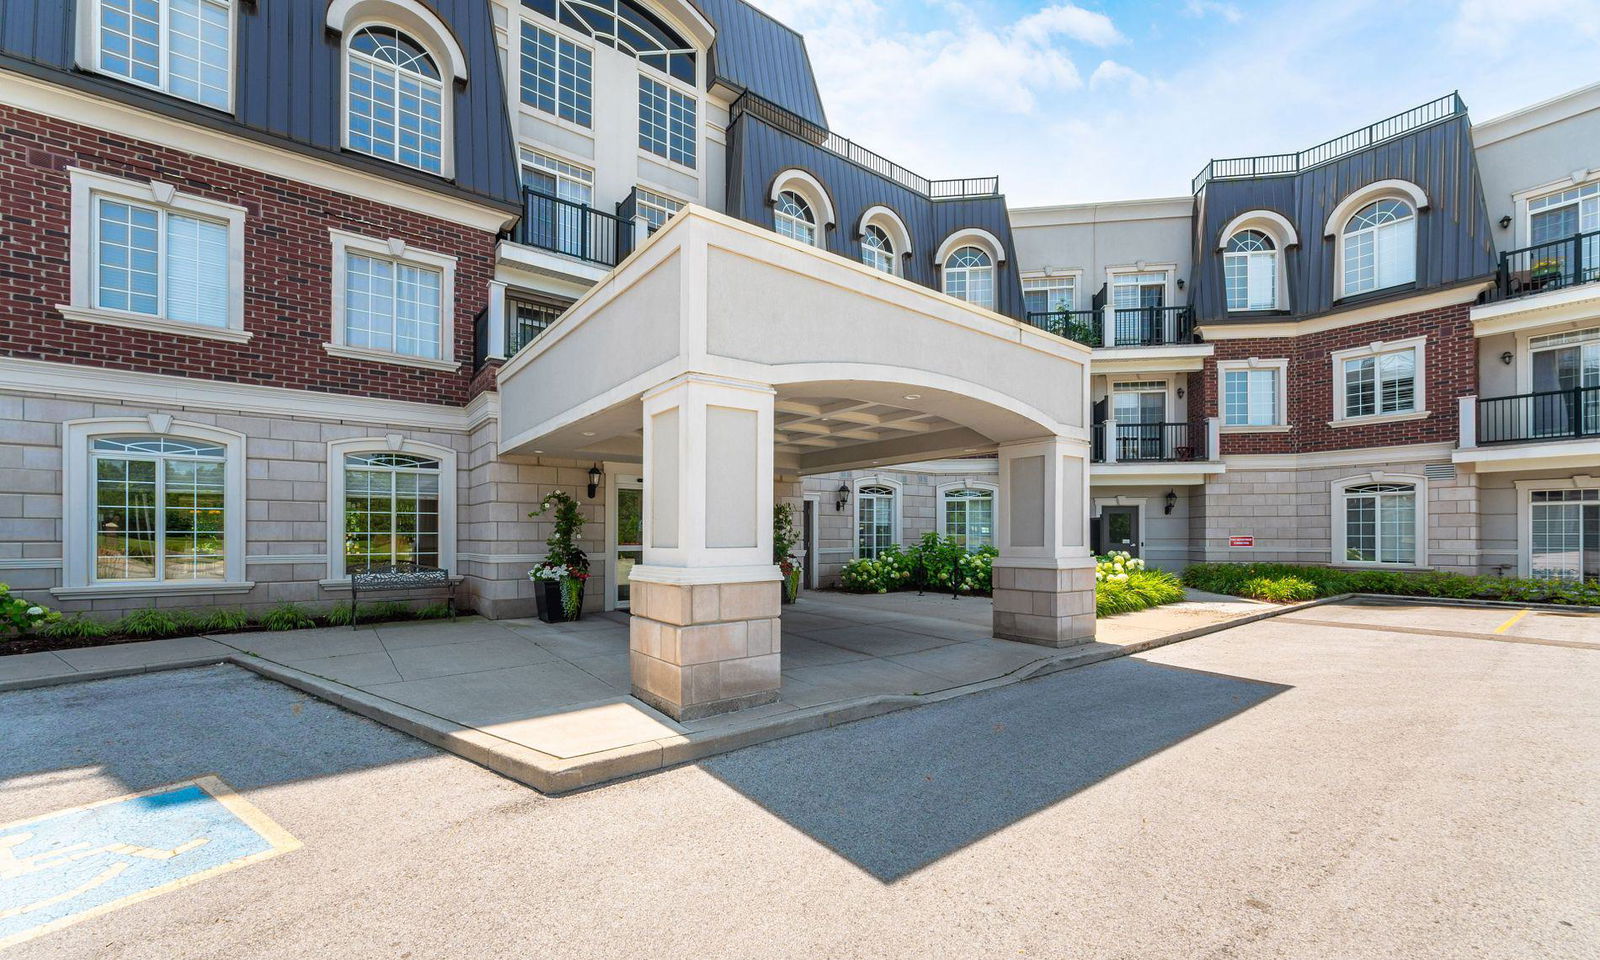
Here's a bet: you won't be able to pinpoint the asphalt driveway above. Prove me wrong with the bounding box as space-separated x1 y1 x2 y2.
2 600 1596 959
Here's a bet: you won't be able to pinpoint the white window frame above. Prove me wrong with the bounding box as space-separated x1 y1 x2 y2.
1331 472 1428 568
1223 230 1280 311
635 186 687 234
339 21 455 178
857 205 911 277
326 228 458 371
79 0 237 111
853 476 902 559
637 72 698 171
1330 335 1429 427
60 167 249 343
773 190 819 247
324 435 458 584
937 480 998 551
518 19 594 129
770 170 834 247
57 415 248 597
1324 180 1428 299
1217 357 1289 432
936 230 1008 311
1514 477 1600 579
1022 273 1080 315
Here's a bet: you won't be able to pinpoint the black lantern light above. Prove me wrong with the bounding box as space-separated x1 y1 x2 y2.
1500 351 1514 365
835 483 851 512
587 464 603 499
1164 489 1178 515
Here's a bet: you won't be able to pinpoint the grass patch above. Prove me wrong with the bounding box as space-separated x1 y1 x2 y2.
1182 562 1600 606
416 601 453 620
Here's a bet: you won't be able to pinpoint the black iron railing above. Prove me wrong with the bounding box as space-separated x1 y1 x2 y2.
1192 93 1465 193
1478 387 1600 445
1092 422 1204 462
1487 230 1600 302
471 306 489 369
731 92 1000 200
508 188 627 266
1025 310 1100 346
471 298 570 369
1110 306 1194 346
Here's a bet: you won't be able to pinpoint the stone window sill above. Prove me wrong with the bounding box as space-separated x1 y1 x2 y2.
321 343 460 372
1220 424 1293 434
57 305 252 343
1327 410 1430 428
51 580 256 601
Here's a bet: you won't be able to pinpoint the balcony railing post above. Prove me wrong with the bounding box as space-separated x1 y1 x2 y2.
1103 418 1117 464
1574 234 1585 290
485 280 507 361
1101 305 1116 350
1206 417 1220 461
1458 395 1476 450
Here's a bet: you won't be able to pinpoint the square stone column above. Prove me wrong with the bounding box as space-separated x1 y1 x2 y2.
992 436 1097 647
628 374 783 720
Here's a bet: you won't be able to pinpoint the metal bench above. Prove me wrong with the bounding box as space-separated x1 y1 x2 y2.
349 562 456 629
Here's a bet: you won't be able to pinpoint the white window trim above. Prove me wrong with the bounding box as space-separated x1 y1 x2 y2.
852 475 902 559
1326 181 1427 299
337 16 457 178
1105 262 1177 309
936 229 1007 269
1217 357 1289 432
936 480 998 547
516 18 595 131
326 228 459 371
56 415 249 596
1217 209 1300 250
770 170 835 236
77 0 238 113
1513 475 1600 578
1222 231 1284 312
1022 270 1083 312
1330 471 1428 569
857 204 911 275
637 72 700 174
1329 335 1429 426
61 167 250 343
324 435 459 583
1510 169 1600 249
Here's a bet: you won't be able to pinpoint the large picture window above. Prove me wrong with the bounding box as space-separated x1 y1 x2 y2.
941 486 995 551
94 0 232 110
520 23 593 127
92 435 227 583
856 483 897 559
1530 488 1599 581
638 74 696 168
1341 482 1418 565
343 452 441 573
346 26 445 174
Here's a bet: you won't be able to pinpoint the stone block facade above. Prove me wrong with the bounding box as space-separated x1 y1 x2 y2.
628 578 782 720
991 563 1097 647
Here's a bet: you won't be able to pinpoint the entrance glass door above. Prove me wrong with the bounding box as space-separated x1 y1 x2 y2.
613 477 643 609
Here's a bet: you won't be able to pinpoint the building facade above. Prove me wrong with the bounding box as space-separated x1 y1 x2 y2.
0 0 1594 717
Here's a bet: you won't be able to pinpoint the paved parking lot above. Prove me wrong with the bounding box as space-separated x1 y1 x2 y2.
2 600 1596 959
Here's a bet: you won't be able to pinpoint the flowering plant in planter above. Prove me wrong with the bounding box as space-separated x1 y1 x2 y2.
529 491 590 622
773 503 801 603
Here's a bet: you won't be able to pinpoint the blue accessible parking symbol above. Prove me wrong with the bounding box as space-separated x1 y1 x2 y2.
0 775 299 949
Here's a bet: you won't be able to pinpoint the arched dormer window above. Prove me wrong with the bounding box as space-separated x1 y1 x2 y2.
1341 199 1416 296
861 224 894 273
943 246 994 309
1224 230 1278 310
345 26 447 175
774 191 817 246
856 205 911 277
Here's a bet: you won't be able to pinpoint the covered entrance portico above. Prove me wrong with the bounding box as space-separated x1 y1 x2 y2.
496 207 1095 720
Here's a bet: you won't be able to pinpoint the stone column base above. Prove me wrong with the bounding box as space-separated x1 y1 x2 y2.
628 574 782 721
991 561 1097 647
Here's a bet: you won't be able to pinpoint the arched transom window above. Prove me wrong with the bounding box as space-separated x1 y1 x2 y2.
774 190 817 246
1224 229 1277 310
943 245 994 309
524 0 697 84
1342 482 1416 565
344 452 442 572
346 26 445 174
93 435 228 583
857 484 897 559
1341 199 1415 296
861 223 895 274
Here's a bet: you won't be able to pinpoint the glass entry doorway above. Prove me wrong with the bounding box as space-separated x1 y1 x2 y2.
610 474 643 609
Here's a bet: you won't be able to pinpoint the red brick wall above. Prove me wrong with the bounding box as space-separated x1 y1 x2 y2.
0 104 499 406
1199 302 1476 455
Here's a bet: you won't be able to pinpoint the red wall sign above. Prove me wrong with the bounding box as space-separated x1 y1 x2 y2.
1227 536 1255 548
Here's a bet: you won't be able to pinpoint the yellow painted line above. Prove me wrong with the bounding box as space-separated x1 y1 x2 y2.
1493 609 1531 634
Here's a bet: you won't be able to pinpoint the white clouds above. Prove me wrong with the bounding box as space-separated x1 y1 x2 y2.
1088 59 1151 94
1183 0 1243 22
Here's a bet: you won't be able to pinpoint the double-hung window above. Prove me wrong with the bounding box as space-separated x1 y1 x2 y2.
1222 364 1282 427
1223 230 1277 310
638 74 696 168
520 23 592 127
1341 199 1416 297
94 0 232 110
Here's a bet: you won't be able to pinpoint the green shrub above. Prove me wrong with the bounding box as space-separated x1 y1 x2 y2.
838 540 999 595
416 602 452 620
360 600 412 624
839 545 916 593
1239 575 1319 603
259 603 316 631
1095 568 1185 618
1 583 59 635
323 603 356 627
196 607 250 632
116 607 184 639
1182 562 1600 607
43 615 111 641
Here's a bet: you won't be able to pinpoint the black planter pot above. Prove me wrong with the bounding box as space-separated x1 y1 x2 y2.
533 578 585 623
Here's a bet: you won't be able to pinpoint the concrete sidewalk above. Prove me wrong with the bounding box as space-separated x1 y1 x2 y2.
0 590 1269 793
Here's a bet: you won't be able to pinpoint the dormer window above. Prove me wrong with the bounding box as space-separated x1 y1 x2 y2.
1224 230 1277 310
1341 198 1415 297
861 224 894 273
774 191 817 246
943 246 995 309
91 0 233 110
345 26 446 175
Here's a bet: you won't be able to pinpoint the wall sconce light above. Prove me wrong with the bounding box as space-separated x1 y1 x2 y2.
1176 278 1186 290
587 464 603 499
1164 489 1177 515
1498 215 1512 229
1500 351 1514 365
1176 386 1186 399
835 483 851 512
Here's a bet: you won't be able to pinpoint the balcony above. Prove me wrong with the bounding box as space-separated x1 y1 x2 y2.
1024 310 1100 347
472 295 570 368
1484 230 1600 303
1454 390 1600 472
1110 306 1195 347
505 187 628 267
1091 421 1218 463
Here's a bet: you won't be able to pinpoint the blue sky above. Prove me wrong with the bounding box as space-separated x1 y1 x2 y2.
755 0 1600 206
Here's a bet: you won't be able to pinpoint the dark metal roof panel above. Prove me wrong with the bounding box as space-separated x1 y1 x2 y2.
691 0 826 127
1191 113 1495 322
728 114 1024 320
0 0 520 211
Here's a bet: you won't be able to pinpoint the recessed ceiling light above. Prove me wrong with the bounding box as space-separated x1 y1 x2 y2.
903 394 921 400
582 431 595 436
534 449 543 454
